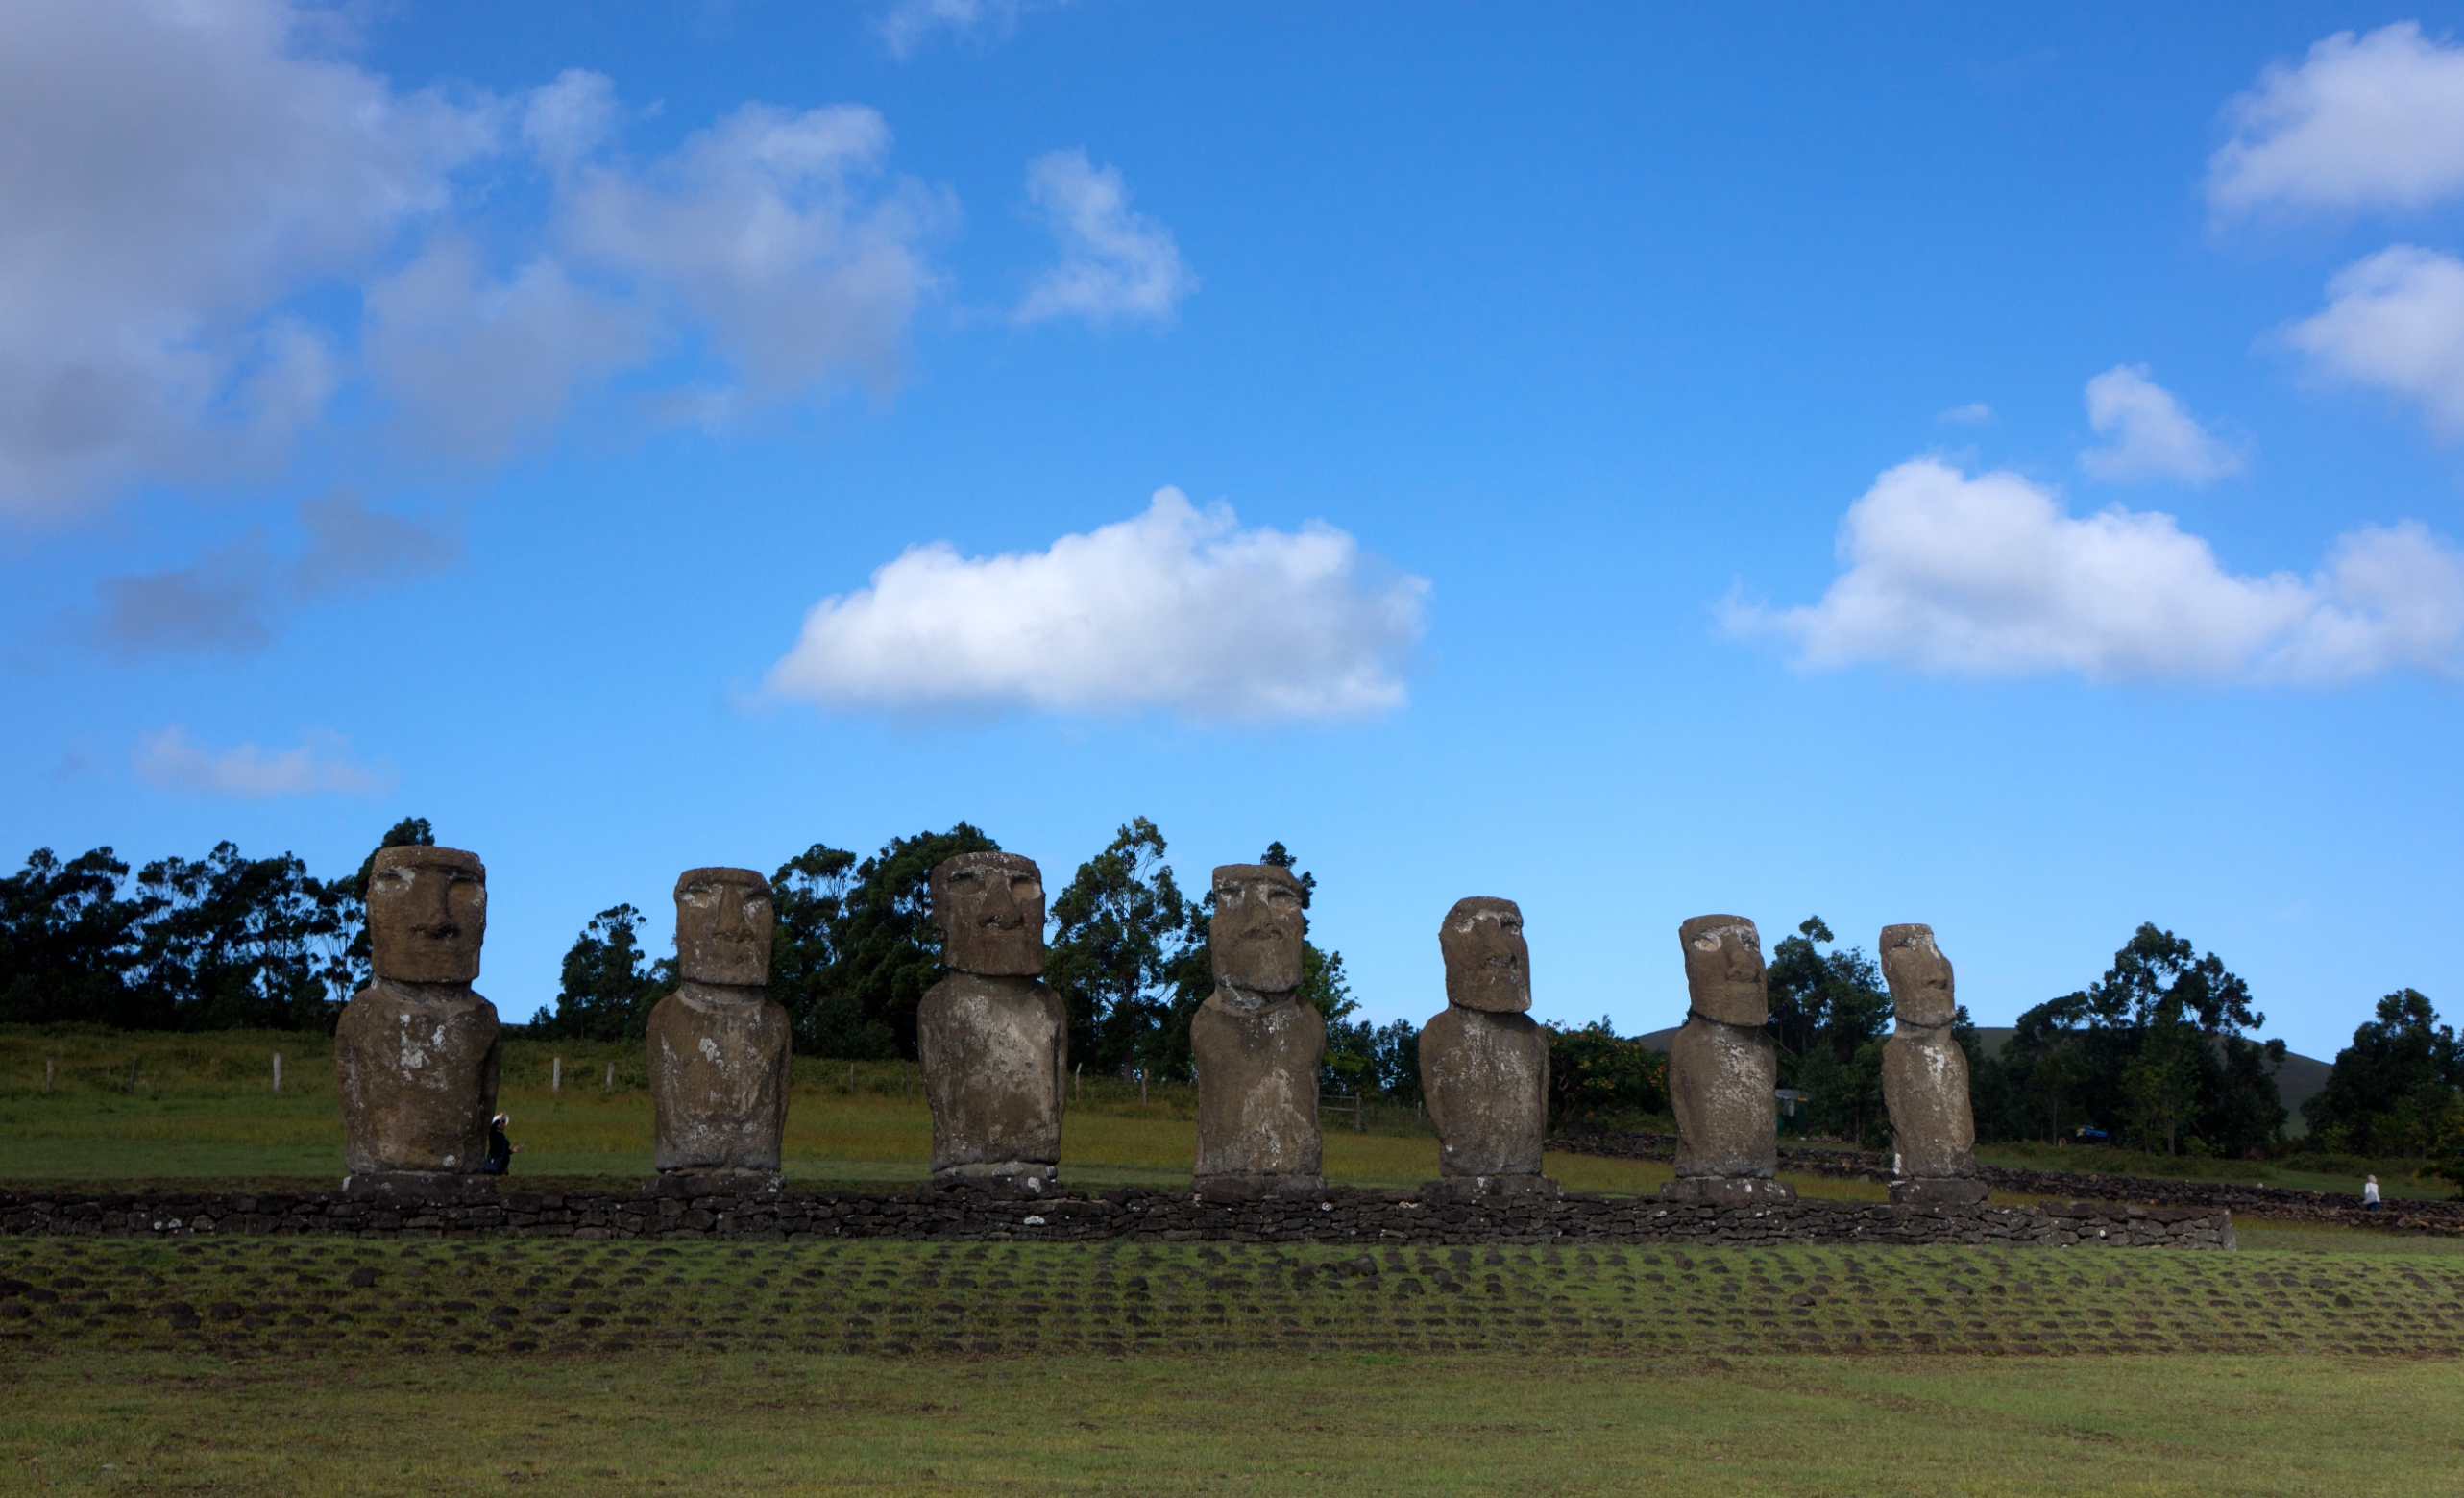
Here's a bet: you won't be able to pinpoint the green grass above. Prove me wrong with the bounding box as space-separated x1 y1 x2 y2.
1973 1138 2452 1202
3 1235 2462 1495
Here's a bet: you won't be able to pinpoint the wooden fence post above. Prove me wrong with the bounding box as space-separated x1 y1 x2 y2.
127 1053 139 1095
551 1056 562 1092
43 1055 55 1093
272 1052 282 1093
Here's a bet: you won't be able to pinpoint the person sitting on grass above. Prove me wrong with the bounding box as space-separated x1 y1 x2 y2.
481 1112 522 1175
2363 1174 2381 1212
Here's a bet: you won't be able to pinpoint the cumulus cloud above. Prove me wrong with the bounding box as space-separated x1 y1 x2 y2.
2287 244 2464 438
2210 23 2464 214
0 10 946 515
362 240 646 462
1016 151 1197 327
0 0 488 515
1725 458 2464 683
767 488 1427 720
877 0 1033 58
560 101 942 400
2079 366 2244 483
134 726 392 798
85 494 457 658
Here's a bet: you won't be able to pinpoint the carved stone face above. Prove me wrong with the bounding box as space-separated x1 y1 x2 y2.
1679 914 1766 1027
367 847 487 984
1440 896 1530 1013
674 867 773 987
1880 923 1956 1027
932 852 1045 977
1211 864 1306 994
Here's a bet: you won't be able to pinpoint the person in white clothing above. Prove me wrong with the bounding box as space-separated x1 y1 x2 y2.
2362 1175 2381 1211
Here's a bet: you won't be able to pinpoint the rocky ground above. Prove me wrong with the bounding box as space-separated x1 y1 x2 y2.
4 1234 2458 1362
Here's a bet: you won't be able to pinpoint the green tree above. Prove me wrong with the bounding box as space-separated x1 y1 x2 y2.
0 847 144 1025
127 843 349 1031
1046 818 1189 1074
1546 1019 1669 1128
767 842 883 1058
548 904 668 1042
1766 917 1892 1068
831 824 1001 1059
1980 922 2282 1154
2303 990 2464 1158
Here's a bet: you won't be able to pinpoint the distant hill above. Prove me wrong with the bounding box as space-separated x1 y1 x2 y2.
1629 1023 2334 1138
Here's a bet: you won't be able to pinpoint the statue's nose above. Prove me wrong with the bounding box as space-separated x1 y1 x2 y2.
983 881 1021 928
716 886 749 938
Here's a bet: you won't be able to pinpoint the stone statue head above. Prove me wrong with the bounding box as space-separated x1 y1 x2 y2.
367 846 487 984
674 867 773 987
1211 864 1306 994
1440 896 1529 1013
931 852 1045 977
1679 914 1766 1027
1880 923 1956 1027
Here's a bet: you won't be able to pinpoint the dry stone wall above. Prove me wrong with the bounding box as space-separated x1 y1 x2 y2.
0 1185 2232 1250
1549 1129 2464 1236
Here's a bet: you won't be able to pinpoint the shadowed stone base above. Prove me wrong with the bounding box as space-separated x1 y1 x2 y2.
1659 1175 1797 1204
1419 1175 1560 1202
1194 1174 1326 1203
1891 1176 1990 1205
648 1168 782 1198
342 1171 498 1201
934 1161 1058 1190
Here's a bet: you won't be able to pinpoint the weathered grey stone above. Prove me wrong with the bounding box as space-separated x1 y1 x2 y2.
1193 864 1322 1186
1421 1006 1548 1177
1879 922 1978 1196
1192 994 1326 1183
1678 915 1767 1027
1880 923 1957 1028
1665 1016 1788 1189
1209 864 1306 995
934 851 1045 978
917 972 1066 1179
648 868 792 1175
1419 1174 1562 1203
340 1171 498 1201
1663 913 1791 1200
335 847 501 1178
1439 896 1530 1013
919 853 1066 1180
1890 1174 1989 1206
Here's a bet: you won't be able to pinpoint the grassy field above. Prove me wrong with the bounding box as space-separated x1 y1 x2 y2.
6 1027 2441 1206
1 1232 2459 1494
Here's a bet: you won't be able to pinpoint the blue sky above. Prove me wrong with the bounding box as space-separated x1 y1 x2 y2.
8 2 2464 1059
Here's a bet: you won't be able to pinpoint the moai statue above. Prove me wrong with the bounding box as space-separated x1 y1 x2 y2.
1660 914 1795 1203
1419 897 1555 1199
646 868 792 1191
334 847 501 1197
916 852 1067 1186
1191 864 1326 1197
1879 923 1987 1205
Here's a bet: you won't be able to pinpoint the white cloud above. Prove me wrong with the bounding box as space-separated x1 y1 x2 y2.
560 102 943 401
1938 403 1994 425
2210 23 2464 214
1016 151 1197 326
2287 244 2464 438
2079 365 2244 483
0 0 490 516
767 487 1427 720
362 240 646 462
1726 457 2464 683
877 0 1026 58
134 726 392 798
0 11 946 515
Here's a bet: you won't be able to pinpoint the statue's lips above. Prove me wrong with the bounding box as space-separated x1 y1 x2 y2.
411 924 462 941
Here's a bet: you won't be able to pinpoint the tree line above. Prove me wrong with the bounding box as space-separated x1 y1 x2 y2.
5 820 2455 1168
